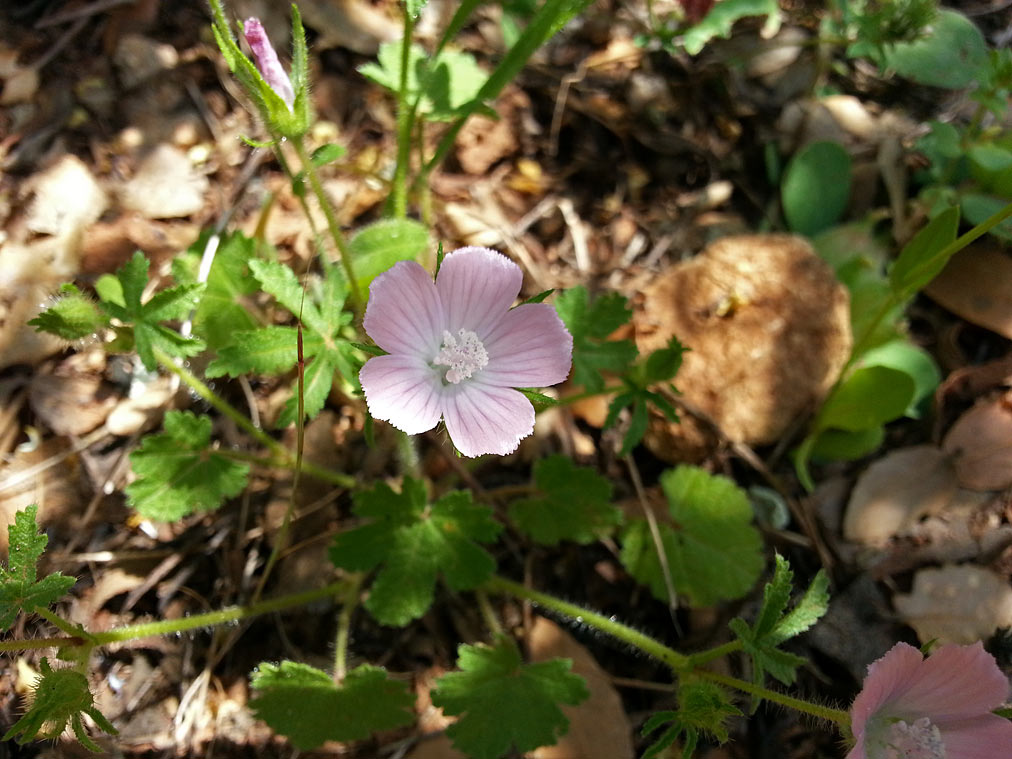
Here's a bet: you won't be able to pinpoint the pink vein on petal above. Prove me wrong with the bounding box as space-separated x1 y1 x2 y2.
436 247 522 338
892 643 1010 721
364 261 446 357
441 382 534 457
360 354 443 434
482 303 573 388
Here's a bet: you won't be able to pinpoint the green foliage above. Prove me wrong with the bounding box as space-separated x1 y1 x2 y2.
97 251 205 371
207 0 312 138
621 466 763 607
729 556 829 705
781 141 852 237
206 260 357 427
329 478 502 626
0 506 76 631
857 340 939 418
348 218 430 292
554 286 637 393
249 661 414 750
125 411 250 521
508 455 621 545
28 284 108 341
605 337 686 455
880 9 988 89
642 679 740 759
360 41 487 121
3 658 118 752
172 231 260 351
889 206 960 298
681 0 782 56
432 636 589 759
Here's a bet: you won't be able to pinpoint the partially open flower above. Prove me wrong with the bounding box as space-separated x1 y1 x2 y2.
848 641 1012 759
359 247 573 457
243 17 295 110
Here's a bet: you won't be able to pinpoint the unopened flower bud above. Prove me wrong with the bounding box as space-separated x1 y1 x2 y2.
243 18 295 110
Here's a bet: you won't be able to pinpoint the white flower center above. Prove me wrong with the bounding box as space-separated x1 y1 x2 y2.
434 329 488 384
880 718 946 759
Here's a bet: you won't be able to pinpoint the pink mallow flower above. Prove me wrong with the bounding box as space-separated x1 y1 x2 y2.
359 247 573 457
848 641 1012 759
243 18 295 110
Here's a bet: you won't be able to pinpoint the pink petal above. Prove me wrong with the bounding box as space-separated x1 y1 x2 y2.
481 303 573 388
360 354 443 434
891 643 1009 722
435 247 522 338
939 714 1012 759
363 261 446 358
243 18 295 109
851 643 925 737
843 740 866 759
440 382 534 457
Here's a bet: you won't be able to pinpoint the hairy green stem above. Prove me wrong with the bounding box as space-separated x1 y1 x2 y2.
392 9 417 218
697 670 850 727
215 448 352 488
559 385 627 406
484 576 690 671
155 349 355 490
34 607 95 644
334 573 364 682
0 581 349 654
475 589 503 636
291 136 364 314
688 639 741 668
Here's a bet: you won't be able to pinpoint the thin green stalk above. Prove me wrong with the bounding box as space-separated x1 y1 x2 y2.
392 8 417 219
0 581 349 654
91 580 349 646
34 607 95 644
215 448 353 488
155 348 356 490
0 636 80 653
697 669 850 727
559 385 627 406
291 135 364 314
334 573 364 682
475 589 503 636
485 575 690 672
688 640 742 668
155 348 284 457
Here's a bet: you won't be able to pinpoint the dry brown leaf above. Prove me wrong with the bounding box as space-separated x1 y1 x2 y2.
635 234 851 459
941 394 1012 491
924 242 1012 339
843 445 958 546
25 154 108 238
120 144 208 219
893 564 1012 645
526 616 634 759
30 373 119 437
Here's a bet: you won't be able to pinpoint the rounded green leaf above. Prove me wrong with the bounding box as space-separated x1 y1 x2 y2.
349 218 429 292
815 366 915 433
857 340 940 418
781 141 852 237
881 10 988 89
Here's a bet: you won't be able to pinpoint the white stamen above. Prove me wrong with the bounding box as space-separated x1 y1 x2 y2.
434 329 488 384
884 718 946 759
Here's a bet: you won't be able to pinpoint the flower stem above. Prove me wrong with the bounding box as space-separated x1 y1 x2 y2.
0 581 349 654
475 589 503 636
34 607 96 644
154 348 355 490
90 580 349 646
392 8 417 219
688 639 741 668
697 669 850 727
334 573 363 682
484 575 690 672
291 135 364 314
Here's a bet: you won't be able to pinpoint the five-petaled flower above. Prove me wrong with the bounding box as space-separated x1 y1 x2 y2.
848 641 1012 759
243 17 295 110
359 246 573 457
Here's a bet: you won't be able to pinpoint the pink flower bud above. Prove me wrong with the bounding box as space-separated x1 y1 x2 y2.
243 17 295 110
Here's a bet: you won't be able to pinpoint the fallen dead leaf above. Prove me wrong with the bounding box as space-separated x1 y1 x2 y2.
526 616 634 759
106 377 175 436
25 154 108 238
30 372 119 437
635 234 851 459
924 241 1012 340
893 564 1012 645
941 394 1012 491
843 445 959 546
120 144 208 220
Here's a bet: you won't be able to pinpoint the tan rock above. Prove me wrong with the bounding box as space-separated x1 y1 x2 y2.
635 234 851 460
